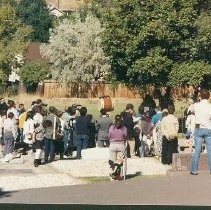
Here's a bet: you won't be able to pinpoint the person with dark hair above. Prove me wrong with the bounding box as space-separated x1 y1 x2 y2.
86 114 96 148
0 110 6 157
18 104 27 143
43 106 61 163
23 111 35 145
54 110 64 160
17 104 26 116
141 93 156 117
139 112 154 156
161 105 179 165
1 112 17 162
75 106 91 159
190 88 211 175
159 87 174 111
7 100 19 127
0 98 8 115
62 106 72 157
121 104 136 158
96 109 113 147
108 115 127 179
108 115 127 160
33 106 44 167
63 106 77 158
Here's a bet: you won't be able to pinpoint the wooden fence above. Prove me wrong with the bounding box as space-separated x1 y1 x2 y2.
43 80 140 98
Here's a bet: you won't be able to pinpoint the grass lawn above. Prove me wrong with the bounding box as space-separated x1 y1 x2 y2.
5 94 187 121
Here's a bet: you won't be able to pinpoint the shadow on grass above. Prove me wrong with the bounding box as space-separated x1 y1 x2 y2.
80 172 143 183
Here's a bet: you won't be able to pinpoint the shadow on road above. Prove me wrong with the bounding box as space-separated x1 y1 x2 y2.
0 188 17 199
126 171 142 179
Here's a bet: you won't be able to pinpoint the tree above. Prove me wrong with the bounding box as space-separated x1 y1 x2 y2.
20 62 50 92
40 13 110 85
16 0 53 42
0 2 32 82
0 0 17 5
100 0 211 87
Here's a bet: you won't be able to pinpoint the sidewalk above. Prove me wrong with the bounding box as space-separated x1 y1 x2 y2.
0 153 85 191
51 148 171 177
0 148 170 191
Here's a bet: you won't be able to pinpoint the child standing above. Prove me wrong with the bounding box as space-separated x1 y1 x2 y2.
1 112 17 162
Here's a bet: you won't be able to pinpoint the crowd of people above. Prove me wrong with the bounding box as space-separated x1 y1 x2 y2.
0 98 90 166
0 87 210 177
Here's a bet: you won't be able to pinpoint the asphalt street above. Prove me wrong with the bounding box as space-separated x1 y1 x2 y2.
0 172 211 206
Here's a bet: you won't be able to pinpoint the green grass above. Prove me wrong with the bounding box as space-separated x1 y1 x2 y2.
5 94 141 120
79 176 110 183
79 173 167 184
4 93 187 120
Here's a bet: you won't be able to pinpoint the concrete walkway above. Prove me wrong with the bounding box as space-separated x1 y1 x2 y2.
0 148 170 191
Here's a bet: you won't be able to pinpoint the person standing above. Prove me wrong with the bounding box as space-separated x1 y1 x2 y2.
159 87 174 111
7 100 19 123
33 106 44 167
151 106 163 126
1 112 18 162
75 107 91 159
96 109 113 147
161 105 179 165
43 106 61 163
190 89 211 175
0 111 6 157
108 115 127 163
55 110 64 160
121 104 136 158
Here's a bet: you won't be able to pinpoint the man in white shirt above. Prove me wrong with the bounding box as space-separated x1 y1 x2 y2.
190 89 211 175
160 105 179 165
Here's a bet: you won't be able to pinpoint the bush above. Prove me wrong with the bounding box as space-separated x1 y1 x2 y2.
20 62 50 93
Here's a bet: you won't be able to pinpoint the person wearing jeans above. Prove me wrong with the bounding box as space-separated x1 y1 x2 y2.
191 128 211 174
190 89 211 175
76 134 89 159
75 107 91 159
43 106 61 163
44 137 56 162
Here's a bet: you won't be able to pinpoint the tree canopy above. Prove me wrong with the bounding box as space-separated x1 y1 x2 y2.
41 13 111 84
0 2 32 82
16 0 53 43
99 0 211 87
20 62 50 85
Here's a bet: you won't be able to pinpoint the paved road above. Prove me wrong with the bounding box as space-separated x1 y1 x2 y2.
0 172 211 205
